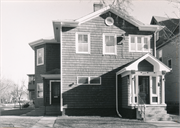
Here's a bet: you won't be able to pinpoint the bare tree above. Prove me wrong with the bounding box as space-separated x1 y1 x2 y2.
100 0 132 14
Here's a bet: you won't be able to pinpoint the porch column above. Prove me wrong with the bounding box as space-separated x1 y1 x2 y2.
161 75 165 104
131 75 135 104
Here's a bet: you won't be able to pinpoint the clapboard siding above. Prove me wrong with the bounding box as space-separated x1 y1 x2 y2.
62 11 154 108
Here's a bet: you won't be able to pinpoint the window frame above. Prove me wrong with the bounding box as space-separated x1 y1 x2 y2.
129 35 151 52
76 32 90 54
103 33 117 55
77 76 101 85
158 49 163 62
167 58 172 69
37 48 44 66
37 83 43 98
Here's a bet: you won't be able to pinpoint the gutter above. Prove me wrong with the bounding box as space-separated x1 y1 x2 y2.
116 73 122 117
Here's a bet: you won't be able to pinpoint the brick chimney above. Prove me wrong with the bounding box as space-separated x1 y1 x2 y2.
93 3 103 12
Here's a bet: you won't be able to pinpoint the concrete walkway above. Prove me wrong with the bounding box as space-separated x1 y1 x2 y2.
146 121 180 128
31 117 57 128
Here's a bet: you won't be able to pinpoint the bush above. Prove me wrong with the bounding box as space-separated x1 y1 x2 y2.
22 102 30 108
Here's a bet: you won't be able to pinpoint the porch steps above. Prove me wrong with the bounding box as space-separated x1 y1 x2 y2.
138 106 172 121
44 105 62 116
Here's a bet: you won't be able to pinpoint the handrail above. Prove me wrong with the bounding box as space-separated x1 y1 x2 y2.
136 94 146 121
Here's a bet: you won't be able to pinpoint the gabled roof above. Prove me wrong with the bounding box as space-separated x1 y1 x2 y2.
151 16 169 23
117 53 171 74
53 5 164 31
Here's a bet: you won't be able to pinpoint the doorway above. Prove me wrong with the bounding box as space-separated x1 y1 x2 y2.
138 76 150 104
50 81 60 105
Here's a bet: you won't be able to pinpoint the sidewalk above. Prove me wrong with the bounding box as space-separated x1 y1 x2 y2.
31 116 57 128
146 121 180 128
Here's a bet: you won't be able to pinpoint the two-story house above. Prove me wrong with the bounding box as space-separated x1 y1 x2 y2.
151 16 180 113
29 4 171 120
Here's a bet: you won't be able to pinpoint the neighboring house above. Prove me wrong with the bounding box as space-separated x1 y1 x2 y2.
29 4 171 120
27 74 35 100
151 16 180 113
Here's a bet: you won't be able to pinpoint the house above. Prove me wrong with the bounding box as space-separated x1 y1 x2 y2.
29 4 171 120
151 16 180 113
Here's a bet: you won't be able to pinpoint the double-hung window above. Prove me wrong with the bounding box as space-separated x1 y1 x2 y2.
129 35 151 52
37 83 43 98
37 48 44 66
158 49 162 62
103 34 117 55
76 32 90 54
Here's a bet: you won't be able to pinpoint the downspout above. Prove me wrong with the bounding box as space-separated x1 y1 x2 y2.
154 30 157 57
116 73 122 117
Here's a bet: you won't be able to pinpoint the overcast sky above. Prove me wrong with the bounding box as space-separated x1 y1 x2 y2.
0 0 179 84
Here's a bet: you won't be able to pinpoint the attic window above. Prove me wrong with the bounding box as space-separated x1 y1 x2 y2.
105 17 114 26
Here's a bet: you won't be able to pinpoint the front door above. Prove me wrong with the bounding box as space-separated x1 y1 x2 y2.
138 76 150 104
51 82 60 105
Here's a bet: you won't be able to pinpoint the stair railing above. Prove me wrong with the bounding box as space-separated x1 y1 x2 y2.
136 94 146 121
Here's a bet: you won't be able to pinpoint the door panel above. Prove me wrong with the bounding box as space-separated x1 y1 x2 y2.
51 82 60 105
138 76 150 104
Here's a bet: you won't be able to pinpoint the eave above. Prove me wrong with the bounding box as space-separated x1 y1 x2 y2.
41 74 60 79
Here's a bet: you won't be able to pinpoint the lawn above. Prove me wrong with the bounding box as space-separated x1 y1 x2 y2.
54 116 158 128
0 108 33 116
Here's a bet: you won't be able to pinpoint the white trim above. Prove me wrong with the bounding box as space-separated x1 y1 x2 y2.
37 83 43 98
77 76 101 85
105 17 114 26
76 32 91 54
129 35 151 53
60 23 63 111
41 74 60 79
103 33 117 55
49 80 61 105
37 48 44 66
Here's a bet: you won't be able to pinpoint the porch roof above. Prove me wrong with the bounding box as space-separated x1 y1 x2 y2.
117 53 171 75
40 68 60 79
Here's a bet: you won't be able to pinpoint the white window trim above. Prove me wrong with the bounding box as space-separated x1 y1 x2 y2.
77 76 101 85
129 35 151 52
150 76 159 104
37 48 44 66
103 33 117 55
76 32 90 54
37 83 43 98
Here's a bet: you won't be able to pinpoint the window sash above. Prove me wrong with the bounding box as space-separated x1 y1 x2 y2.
37 83 43 98
77 76 101 85
76 33 90 53
37 48 44 65
129 35 150 52
103 34 116 54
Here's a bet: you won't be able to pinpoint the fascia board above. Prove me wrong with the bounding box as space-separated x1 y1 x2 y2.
139 25 165 32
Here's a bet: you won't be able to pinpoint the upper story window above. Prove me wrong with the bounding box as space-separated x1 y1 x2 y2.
37 48 44 66
129 35 151 52
103 33 117 55
156 31 159 41
167 59 172 68
158 49 162 62
76 32 90 54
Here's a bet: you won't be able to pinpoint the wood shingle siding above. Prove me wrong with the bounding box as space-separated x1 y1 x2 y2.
61 12 154 109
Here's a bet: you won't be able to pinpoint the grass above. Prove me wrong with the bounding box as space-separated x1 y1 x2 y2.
0 108 33 116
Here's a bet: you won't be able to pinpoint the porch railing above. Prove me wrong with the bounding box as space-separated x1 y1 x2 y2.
136 94 146 121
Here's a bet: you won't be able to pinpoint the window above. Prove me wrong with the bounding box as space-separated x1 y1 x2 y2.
156 31 159 41
158 50 162 61
151 76 158 103
77 76 101 85
167 59 172 68
37 83 43 98
129 35 151 52
37 48 44 66
103 34 117 54
76 32 90 53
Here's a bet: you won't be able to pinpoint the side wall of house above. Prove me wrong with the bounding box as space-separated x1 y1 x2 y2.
157 36 179 112
34 43 60 107
61 11 154 115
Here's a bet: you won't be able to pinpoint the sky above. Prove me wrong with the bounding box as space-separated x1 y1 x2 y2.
0 0 179 84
